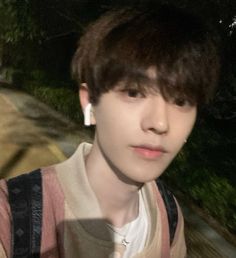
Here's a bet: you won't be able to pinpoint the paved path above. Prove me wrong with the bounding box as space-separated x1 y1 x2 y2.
0 85 236 257
0 85 91 178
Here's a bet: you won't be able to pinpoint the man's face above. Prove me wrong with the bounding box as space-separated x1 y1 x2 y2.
92 76 197 184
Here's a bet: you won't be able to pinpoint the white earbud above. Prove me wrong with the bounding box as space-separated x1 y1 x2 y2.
84 103 92 126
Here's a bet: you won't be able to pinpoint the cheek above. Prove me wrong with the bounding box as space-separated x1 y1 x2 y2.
175 108 196 132
180 118 196 137
170 111 197 147
96 105 135 134
186 110 197 134
95 111 124 144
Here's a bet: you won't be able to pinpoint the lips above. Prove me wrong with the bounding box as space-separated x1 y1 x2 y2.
132 145 167 159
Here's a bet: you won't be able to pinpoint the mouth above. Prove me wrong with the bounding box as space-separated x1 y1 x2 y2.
131 144 168 159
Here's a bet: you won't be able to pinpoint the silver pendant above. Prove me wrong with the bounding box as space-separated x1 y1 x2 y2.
122 238 130 247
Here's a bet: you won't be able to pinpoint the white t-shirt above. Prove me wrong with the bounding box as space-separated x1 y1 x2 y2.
107 191 148 258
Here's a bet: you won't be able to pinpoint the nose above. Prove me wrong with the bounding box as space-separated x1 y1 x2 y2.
141 95 169 134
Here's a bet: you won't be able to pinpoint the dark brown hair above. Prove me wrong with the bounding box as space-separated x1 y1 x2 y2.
72 5 220 106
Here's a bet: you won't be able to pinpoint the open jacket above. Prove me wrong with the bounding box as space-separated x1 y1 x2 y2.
0 143 186 258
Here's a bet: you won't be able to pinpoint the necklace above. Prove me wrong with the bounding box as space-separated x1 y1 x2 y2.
106 222 132 247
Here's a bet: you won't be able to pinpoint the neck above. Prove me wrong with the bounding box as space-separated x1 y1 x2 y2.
85 141 142 227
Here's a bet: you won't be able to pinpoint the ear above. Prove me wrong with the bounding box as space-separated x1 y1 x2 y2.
79 83 90 110
79 83 96 125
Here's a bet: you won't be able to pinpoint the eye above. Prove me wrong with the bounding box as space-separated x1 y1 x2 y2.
114 82 146 100
173 97 190 107
125 89 145 98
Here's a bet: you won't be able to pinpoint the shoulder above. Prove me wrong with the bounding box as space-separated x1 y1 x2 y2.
153 180 186 257
170 201 186 258
43 163 68 202
41 166 65 212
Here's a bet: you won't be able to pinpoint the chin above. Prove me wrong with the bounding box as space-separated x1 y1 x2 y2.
131 172 164 184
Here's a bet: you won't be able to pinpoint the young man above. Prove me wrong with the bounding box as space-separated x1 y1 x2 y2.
0 4 220 258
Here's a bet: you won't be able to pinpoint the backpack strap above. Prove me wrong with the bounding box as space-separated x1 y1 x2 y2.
7 169 42 258
156 179 178 246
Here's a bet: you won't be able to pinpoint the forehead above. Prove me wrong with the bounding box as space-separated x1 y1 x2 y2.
112 66 159 95
145 67 158 81
113 65 196 103
121 66 160 92
138 67 160 93
126 66 158 87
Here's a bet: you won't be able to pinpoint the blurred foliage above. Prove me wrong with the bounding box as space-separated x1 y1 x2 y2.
0 0 44 44
24 72 83 123
163 118 236 233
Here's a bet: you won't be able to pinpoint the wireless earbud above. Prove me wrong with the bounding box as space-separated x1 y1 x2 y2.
84 103 92 126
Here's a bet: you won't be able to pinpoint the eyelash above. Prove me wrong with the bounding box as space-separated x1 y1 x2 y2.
172 98 191 107
123 89 145 98
119 88 192 107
